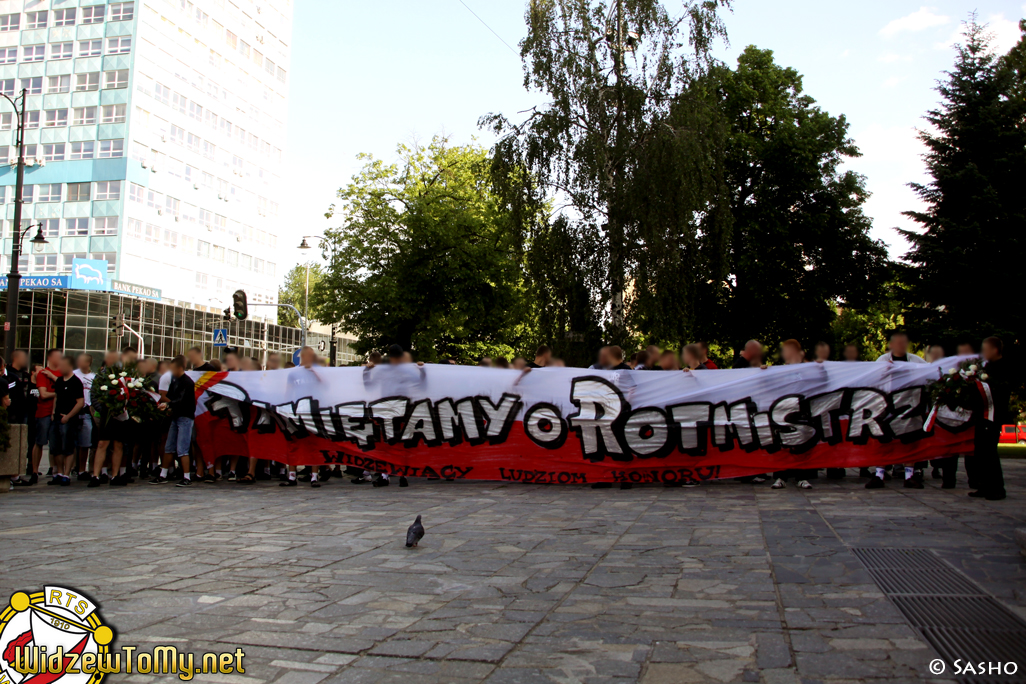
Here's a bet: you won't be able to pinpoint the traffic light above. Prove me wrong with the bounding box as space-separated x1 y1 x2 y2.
109 312 125 336
223 307 232 322
232 290 248 320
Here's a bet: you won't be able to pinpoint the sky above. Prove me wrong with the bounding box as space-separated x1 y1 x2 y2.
279 1 1025 279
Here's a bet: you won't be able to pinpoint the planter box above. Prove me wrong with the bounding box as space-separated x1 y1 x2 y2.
0 424 28 488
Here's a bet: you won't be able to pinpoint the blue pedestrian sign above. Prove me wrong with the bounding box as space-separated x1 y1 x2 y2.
213 329 229 347
292 348 302 366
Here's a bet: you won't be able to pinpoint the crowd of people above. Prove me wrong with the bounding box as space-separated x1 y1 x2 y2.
1 331 1012 501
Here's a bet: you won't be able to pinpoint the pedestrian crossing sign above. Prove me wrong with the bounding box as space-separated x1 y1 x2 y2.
213 328 229 347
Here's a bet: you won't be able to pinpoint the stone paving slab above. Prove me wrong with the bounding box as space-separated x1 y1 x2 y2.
2 463 1025 683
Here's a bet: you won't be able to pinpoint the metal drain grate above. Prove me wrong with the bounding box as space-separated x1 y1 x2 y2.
852 548 1026 684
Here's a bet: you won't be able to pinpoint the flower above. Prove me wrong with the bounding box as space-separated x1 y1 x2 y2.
981 373 989 381
99 385 107 391
948 368 957 375
969 364 978 372
119 372 127 377
108 390 117 396
965 369 975 377
108 374 116 380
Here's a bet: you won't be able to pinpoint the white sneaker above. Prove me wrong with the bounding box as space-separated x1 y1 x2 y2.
798 480 813 489
771 478 786 489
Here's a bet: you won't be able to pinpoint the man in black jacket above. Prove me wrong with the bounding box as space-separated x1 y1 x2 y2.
969 337 1009 500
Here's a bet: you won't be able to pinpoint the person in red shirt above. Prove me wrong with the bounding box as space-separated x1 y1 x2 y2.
30 349 63 482
698 342 718 369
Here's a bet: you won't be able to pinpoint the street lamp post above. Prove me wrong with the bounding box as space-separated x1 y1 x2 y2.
298 235 337 365
2 89 49 361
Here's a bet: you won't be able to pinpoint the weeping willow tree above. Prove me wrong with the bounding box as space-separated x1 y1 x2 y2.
482 0 732 348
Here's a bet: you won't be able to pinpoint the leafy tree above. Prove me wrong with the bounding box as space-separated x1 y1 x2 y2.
899 18 1026 345
277 263 323 328
483 0 729 341
312 137 535 362
830 282 911 361
708 46 889 353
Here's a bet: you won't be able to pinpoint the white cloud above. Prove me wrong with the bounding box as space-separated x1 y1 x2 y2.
935 13 1023 52
880 7 951 38
986 13 1023 53
878 53 914 63
882 76 905 89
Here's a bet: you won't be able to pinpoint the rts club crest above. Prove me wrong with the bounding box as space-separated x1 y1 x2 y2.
0 587 114 684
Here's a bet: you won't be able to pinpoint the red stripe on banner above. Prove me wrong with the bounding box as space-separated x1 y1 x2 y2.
195 410 974 484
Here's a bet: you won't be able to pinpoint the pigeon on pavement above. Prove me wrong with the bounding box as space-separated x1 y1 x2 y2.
406 515 425 548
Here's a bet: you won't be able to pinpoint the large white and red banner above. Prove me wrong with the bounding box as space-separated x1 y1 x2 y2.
192 360 974 484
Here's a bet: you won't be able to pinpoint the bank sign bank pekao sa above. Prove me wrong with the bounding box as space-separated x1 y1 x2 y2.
0 259 162 302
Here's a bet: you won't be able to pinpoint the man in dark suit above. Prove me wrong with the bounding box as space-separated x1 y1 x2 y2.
969 336 1010 500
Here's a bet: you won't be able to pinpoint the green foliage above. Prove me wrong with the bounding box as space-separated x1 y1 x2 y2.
278 263 324 328
830 282 910 361
899 18 1026 344
312 137 535 362
484 0 730 341
711 46 889 353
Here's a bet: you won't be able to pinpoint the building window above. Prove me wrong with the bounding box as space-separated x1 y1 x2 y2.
107 37 131 55
98 140 124 158
38 184 62 203
101 104 126 124
0 114 9 131
0 48 16 64
67 183 91 202
164 229 178 249
95 181 121 201
104 70 129 89
82 6 105 24
154 83 171 105
145 189 163 209
127 218 142 239
21 78 42 96
22 46 45 62
65 218 89 236
70 142 95 160
0 80 13 97
197 240 210 259
195 272 208 290
21 186 33 204
186 133 200 152
54 8 77 26
72 107 97 126
165 196 180 218
26 12 48 29
39 219 60 238
227 250 238 267
143 223 159 243
47 76 71 94
172 93 187 114
50 43 73 60
0 14 19 32
42 144 65 162
78 40 101 57
110 2 134 21
34 255 58 273
94 217 118 235
225 30 238 49
76 73 100 92
188 101 203 121
90 253 116 271
277 67 287 84
62 253 86 271
129 183 146 203
169 125 185 145
44 109 68 128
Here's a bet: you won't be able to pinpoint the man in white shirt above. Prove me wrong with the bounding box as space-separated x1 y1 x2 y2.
73 353 96 480
867 332 926 489
875 331 927 364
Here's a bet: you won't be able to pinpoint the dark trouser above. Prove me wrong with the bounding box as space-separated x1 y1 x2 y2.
972 420 1005 497
935 455 959 487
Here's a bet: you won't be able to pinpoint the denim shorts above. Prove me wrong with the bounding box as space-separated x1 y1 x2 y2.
77 415 93 448
165 416 194 456
48 419 78 457
34 416 52 446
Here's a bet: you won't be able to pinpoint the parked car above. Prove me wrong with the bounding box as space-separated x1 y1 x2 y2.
999 424 1026 444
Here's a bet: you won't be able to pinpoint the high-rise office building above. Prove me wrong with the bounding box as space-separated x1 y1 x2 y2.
0 0 292 321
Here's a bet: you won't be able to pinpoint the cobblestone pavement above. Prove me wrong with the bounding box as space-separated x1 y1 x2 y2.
2 463 1025 684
